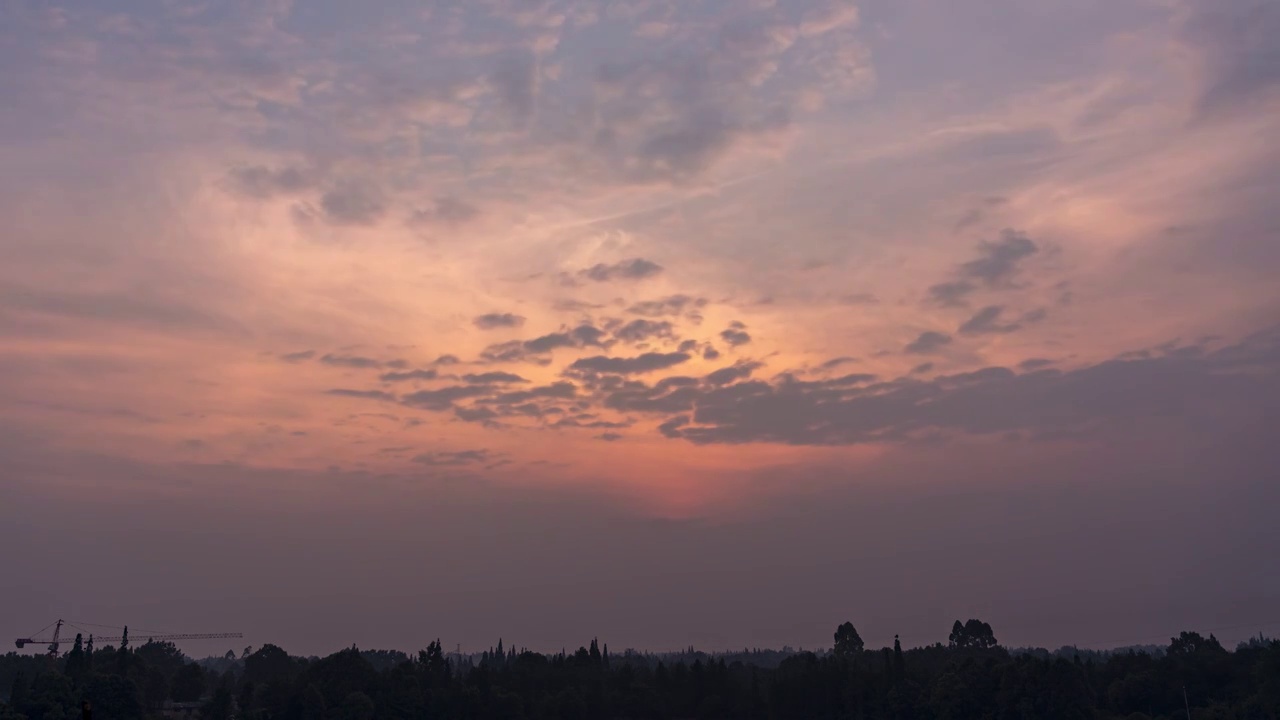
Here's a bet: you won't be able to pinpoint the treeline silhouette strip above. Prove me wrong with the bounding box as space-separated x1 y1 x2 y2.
1 621 1278 719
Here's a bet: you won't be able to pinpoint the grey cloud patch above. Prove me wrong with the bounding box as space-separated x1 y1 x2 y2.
455 406 500 424
569 325 608 346
320 353 382 369
960 230 1039 286
462 372 529 384
595 432 624 442
905 331 953 354
602 377 702 415
818 357 859 371
553 299 607 313
412 449 494 466
568 352 691 375
580 258 664 283
478 382 577 405
627 295 708 318
281 350 315 363
658 415 691 438
319 184 385 226
229 165 314 198
705 363 760 386
632 112 769 183
603 92 791 185
654 328 1280 446
533 0 866 187
473 312 527 330
958 306 1022 335
927 230 1040 306
1183 0 1280 116
413 197 481 225
703 346 722 361
954 196 1008 234
490 50 538 123
401 385 490 411
326 389 396 402
928 281 977 308
612 319 675 343
379 368 439 383
911 363 935 375
427 379 582 426
433 355 460 365
481 325 607 363
553 415 632 430
519 328 593 353
481 341 544 363
524 331 582 354
720 322 752 347
1019 358 1054 371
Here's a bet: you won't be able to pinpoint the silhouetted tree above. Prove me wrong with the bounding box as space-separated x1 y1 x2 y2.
202 678 233 720
244 643 296 687
85 674 143 720
834 622 865 658
142 666 169 711
116 626 132 677
291 682 322 720
171 661 205 703
336 691 375 720
65 634 89 685
1168 630 1224 656
8 671 30 710
135 640 186 679
950 619 998 649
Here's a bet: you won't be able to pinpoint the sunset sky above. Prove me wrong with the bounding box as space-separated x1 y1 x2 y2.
3 0 1279 657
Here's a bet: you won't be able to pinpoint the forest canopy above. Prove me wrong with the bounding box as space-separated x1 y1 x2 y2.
2 623 1277 720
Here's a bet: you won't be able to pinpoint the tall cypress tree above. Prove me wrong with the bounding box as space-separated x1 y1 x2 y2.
117 627 130 677
66 634 88 684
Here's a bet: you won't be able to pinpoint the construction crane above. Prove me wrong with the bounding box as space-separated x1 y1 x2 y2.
16 619 242 657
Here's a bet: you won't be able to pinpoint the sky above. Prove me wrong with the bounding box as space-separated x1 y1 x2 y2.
2 0 1279 658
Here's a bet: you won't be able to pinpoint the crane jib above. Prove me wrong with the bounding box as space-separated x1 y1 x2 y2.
15 620 242 654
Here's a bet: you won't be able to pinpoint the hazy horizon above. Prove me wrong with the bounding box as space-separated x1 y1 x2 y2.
2 0 1278 660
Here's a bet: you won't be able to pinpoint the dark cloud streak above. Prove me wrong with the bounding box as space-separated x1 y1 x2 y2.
905 331 953 354
474 313 527 330
569 352 692 375
958 306 1022 335
580 258 664 283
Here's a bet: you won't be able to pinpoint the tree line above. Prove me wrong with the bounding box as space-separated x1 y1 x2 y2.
1 620 1277 719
